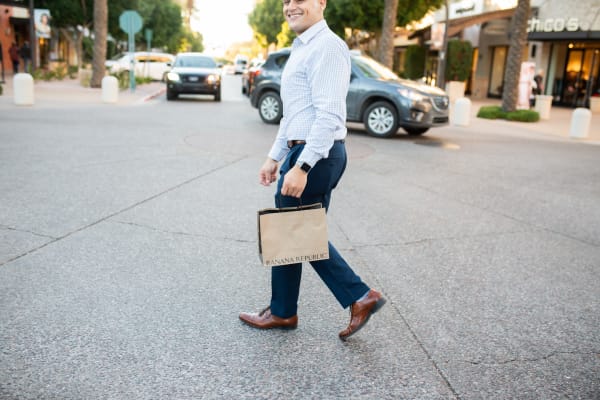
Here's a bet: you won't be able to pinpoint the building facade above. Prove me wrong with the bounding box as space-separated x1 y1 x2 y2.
400 0 600 108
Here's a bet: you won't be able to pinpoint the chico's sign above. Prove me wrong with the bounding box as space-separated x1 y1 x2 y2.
528 17 582 33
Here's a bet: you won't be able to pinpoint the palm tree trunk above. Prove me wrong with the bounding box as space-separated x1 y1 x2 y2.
377 0 398 69
501 0 530 112
90 0 108 88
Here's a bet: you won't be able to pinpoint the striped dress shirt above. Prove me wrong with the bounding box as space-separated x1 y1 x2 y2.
267 19 350 168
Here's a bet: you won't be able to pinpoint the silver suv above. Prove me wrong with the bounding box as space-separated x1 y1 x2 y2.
249 48 449 137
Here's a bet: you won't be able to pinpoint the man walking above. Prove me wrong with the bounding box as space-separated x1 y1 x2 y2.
239 0 385 341
9 42 19 73
20 41 31 73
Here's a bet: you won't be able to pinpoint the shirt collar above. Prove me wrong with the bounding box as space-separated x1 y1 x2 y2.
296 19 328 45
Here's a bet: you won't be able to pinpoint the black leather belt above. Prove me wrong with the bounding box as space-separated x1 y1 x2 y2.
287 139 345 148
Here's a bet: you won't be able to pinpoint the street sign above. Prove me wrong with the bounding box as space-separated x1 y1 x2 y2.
119 10 143 92
119 10 143 35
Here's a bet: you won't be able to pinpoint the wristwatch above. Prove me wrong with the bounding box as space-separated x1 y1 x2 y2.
297 162 312 173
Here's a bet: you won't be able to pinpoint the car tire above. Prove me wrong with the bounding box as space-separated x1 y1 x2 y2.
403 127 429 136
258 92 283 124
166 90 177 101
363 101 399 138
214 88 221 102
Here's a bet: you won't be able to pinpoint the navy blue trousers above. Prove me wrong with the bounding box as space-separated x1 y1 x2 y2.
270 142 370 318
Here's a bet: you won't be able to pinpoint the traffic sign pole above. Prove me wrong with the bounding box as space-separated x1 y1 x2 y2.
119 10 143 93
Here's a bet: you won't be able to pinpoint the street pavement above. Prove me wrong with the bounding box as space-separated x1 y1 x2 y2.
0 74 599 400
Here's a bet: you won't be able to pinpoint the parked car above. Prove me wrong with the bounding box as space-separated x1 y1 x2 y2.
249 48 449 137
241 59 264 95
165 53 222 101
105 51 174 81
234 54 249 75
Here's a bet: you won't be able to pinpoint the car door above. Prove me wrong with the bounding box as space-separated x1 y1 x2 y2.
346 66 362 122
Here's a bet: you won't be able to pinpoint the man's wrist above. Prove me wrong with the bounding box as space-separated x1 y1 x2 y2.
296 161 312 174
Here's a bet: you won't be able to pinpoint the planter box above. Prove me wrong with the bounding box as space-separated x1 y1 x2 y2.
590 97 600 114
446 81 466 104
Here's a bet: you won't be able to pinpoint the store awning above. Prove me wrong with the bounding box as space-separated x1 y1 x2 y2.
409 8 516 41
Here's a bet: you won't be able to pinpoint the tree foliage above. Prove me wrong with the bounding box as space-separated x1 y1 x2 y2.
36 0 202 64
325 0 444 38
248 0 285 46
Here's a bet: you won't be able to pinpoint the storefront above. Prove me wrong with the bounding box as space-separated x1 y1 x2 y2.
528 4 600 107
477 0 600 107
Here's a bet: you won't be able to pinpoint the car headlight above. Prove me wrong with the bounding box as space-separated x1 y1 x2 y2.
397 88 426 102
166 72 180 82
206 74 219 84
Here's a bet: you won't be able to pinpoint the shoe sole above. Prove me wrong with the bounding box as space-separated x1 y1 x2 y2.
239 316 298 330
339 297 386 341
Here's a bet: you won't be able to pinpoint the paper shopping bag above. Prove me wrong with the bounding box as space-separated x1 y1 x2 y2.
257 203 329 267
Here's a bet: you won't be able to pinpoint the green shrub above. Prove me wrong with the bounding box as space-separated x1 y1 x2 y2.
477 106 540 122
446 39 473 82
404 45 426 80
477 106 506 119
506 109 540 122
68 65 78 79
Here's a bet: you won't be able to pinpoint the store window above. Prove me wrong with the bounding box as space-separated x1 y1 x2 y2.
553 43 600 107
488 46 508 97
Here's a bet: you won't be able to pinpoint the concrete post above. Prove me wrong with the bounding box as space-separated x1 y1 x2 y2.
101 76 119 103
534 95 552 120
569 108 591 139
13 73 34 106
453 97 471 126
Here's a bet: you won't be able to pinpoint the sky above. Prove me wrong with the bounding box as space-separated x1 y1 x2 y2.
191 0 257 56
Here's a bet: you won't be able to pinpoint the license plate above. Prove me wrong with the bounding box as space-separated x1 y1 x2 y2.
188 76 199 82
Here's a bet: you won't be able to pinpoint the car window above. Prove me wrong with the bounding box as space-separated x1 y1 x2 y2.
273 55 289 68
352 55 398 80
175 56 217 68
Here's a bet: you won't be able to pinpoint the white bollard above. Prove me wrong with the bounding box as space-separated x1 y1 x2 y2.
13 73 34 106
569 108 591 139
453 97 471 126
101 76 119 103
534 95 553 120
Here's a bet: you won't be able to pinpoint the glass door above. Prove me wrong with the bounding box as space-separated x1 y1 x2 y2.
488 46 507 98
561 46 600 107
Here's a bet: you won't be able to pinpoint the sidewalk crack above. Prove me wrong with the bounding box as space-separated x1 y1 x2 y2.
0 224 57 240
455 351 600 365
109 220 254 244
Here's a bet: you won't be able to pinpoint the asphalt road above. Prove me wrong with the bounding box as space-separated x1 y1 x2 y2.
1 74 599 399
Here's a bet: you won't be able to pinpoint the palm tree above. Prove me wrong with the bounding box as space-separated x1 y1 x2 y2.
501 0 530 112
377 0 398 69
90 0 107 88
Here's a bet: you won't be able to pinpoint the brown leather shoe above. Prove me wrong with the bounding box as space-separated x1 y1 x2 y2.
239 306 298 330
339 290 386 341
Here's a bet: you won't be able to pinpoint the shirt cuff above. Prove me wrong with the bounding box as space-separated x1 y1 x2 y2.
296 147 322 168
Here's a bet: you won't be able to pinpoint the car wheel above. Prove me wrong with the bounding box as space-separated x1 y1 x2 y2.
363 101 399 138
258 92 282 124
166 90 177 101
214 88 221 102
403 127 429 136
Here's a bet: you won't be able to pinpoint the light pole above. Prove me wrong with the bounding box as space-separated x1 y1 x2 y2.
436 0 449 89
28 0 36 72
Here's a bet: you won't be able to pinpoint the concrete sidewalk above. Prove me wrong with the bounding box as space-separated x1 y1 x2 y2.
0 73 166 108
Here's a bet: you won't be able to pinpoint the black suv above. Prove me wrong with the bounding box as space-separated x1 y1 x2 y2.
249 48 449 137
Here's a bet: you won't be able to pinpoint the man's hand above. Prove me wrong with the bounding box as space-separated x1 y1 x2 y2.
281 165 308 198
259 158 278 186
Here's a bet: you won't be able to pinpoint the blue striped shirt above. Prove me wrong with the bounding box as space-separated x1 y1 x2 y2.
268 20 350 168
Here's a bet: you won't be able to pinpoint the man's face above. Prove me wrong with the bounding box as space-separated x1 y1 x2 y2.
283 0 326 35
